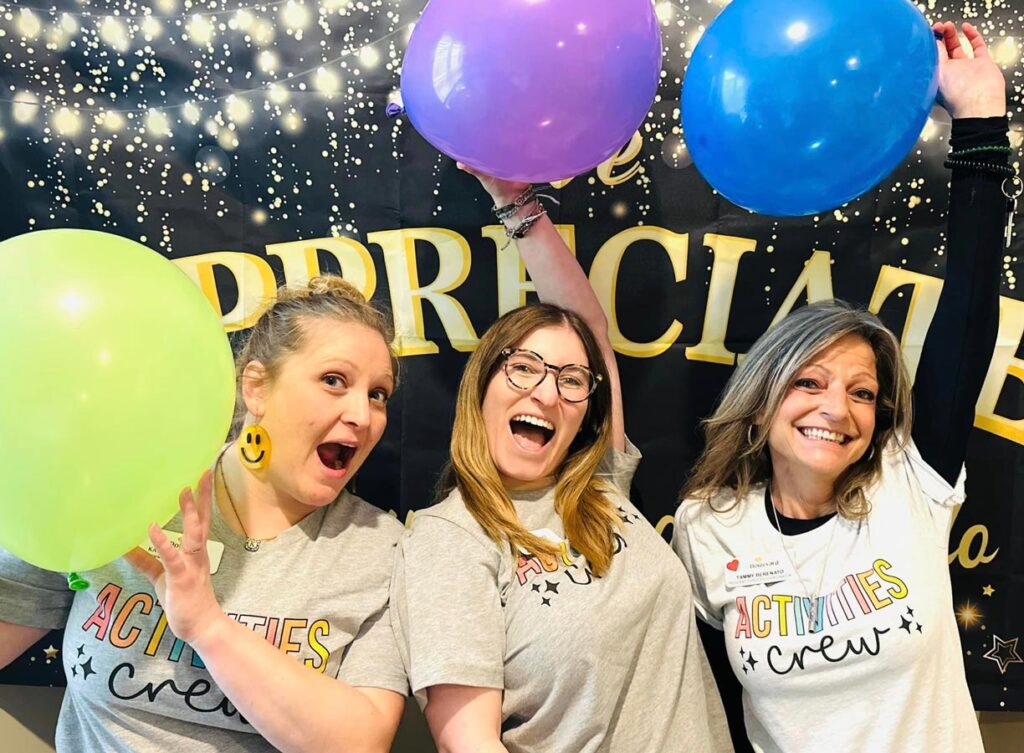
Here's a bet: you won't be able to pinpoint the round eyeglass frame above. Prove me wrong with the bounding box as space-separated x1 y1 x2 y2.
499 347 601 403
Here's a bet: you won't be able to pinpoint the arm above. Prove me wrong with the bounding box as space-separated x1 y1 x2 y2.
911 22 1008 484
0 622 49 670
425 685 509 753
465 167 626 451
696 620 754 753
125 474 403 753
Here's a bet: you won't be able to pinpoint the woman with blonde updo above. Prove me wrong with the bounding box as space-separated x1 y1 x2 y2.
0 276 407 752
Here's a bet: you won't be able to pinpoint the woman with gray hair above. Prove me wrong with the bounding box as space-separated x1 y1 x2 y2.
672 22 1010 753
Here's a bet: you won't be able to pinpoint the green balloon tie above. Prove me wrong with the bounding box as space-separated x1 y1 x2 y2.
67 572 89 591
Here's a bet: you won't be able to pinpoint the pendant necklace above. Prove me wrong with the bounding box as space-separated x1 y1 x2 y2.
767 483 838 633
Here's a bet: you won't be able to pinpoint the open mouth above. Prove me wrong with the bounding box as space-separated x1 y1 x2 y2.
798 427 851 445
316 442 357 474
510 414 555 452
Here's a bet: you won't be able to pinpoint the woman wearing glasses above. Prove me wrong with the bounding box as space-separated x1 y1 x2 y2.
389 175 733 751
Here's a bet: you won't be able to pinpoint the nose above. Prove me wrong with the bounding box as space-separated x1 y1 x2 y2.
818 383 850 422
530 371 560 407
340 393 371 430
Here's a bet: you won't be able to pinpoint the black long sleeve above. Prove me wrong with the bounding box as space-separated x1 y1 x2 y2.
911 116 1010 484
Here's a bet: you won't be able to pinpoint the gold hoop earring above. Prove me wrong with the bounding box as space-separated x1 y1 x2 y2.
238 424 272 470
747 425 757 446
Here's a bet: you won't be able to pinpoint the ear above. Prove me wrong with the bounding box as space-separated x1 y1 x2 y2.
241 360 270 418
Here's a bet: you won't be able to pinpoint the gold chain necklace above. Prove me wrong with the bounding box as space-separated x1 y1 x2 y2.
216 451 264 553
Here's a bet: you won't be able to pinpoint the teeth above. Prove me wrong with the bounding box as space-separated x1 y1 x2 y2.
800 427 847 444
512 414 554 431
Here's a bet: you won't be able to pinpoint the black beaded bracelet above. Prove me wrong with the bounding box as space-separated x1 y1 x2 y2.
948 145 1012 159
942 158 1015 177
493 186 538 221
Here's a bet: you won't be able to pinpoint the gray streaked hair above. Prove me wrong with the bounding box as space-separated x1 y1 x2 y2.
682 300 913 520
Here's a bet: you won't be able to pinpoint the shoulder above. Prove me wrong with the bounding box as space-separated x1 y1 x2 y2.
320 491 405 561
675 486 753 530
402 489 505 568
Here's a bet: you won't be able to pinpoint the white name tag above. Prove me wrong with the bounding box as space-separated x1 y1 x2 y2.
141 530 225 575
724 554 794 588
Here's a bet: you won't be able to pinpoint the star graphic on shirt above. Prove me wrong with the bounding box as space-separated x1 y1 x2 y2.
544 580 559 594
42 645 59 660
982 584 995 597
741 664 748 674
915 623 923 634
80 657 96 680
531 583 540 592
906 607 915 618
739 646 746 658
541 597 551 607
616 506 637 524
76 644 85 658
70 666 77 678
899 616 913 634
745 653 758 672
983 635 1023 675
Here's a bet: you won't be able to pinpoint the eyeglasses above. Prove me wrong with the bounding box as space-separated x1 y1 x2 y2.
499 348 601 403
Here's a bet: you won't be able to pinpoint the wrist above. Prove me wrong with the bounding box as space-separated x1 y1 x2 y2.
188 610 234 655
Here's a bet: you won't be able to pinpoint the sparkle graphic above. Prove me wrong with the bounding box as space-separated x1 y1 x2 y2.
957 601 982 630
983 636 1023 675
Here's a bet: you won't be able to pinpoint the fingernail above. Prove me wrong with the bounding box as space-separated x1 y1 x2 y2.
934 29 944 40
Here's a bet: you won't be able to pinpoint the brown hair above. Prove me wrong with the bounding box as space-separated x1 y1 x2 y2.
230 275 398 438
682 301 913 520
438 304 621 576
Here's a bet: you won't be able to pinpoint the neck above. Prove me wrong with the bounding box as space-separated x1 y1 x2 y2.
769 459 837 520
501 472 556 494
218 446 315 539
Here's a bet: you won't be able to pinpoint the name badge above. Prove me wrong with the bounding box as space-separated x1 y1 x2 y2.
141 530 225 575
724 554 794 588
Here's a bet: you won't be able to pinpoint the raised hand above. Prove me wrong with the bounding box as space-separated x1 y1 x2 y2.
933 21 1006 119
456 161 530 208
125 471 225 645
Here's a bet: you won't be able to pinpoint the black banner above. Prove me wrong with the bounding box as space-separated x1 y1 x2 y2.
0 0 1021 711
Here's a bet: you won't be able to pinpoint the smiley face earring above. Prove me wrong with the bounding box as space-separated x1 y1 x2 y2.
238 424 272 470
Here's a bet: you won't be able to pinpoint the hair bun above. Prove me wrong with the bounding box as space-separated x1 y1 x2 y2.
278 275 367 304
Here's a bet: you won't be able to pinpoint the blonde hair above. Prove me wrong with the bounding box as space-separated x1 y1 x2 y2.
438 304 621 576
230 275 398 438
682 301 913 520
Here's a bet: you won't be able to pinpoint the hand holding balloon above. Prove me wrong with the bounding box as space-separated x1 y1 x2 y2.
457 161 529 211
125 472 227 647
932 22 1006 119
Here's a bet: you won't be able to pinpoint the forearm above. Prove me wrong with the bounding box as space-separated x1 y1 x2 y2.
0 621 49 670
912 116 1008 480
192 614 395 753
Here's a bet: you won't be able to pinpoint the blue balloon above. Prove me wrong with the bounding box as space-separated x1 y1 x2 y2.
682 0 938 216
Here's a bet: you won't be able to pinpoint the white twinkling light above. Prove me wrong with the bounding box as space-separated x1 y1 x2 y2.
359 46 380 67
225 95 252 125
182 101 202 125
315 67 342 95
146 109 172 138
258 50 279 72
141 16 163 40
17 9 42 39
186 15 215 46
281 110 303 133
12 91 39 124
53 107 83 136
281 1 311 31
99 110 126 132
267 83 290 105
252 20 275 45
233 10 255 32
99 17 131 52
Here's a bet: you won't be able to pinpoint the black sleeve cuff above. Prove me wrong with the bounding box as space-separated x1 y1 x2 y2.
950 115 1010 155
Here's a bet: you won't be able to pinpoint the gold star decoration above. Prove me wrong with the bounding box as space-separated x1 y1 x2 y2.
42 645 59 660
956 601 982 629
982 584 995 597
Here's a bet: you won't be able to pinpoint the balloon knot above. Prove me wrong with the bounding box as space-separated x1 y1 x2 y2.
385 103 405 118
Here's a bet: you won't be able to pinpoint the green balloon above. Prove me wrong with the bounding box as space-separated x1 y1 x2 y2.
0 229 236 572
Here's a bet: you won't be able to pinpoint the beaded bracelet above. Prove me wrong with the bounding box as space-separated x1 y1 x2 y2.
493 185 538 221
942 158 1015 178
948 145 1012 159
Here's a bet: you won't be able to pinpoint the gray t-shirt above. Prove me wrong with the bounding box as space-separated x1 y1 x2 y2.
0 489 407 752
391 441 733 753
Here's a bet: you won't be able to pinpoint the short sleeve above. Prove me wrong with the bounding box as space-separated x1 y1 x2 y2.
883 438 966 543
0 547 74 630
337 603 409 695
596 435 642 498
671 502 724 630
389 515 505 706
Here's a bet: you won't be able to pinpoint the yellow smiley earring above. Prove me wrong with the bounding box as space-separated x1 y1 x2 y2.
238 424 272 470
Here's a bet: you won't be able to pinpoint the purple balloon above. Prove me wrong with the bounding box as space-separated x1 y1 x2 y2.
401 0 663 182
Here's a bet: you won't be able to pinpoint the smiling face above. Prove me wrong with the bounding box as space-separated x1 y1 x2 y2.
238 424 271 468
766 334 879 487
481 325 591 491
244 317 394 508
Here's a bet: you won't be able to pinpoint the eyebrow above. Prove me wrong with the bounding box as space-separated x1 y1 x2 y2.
801 363 879 384
319 358 395 387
